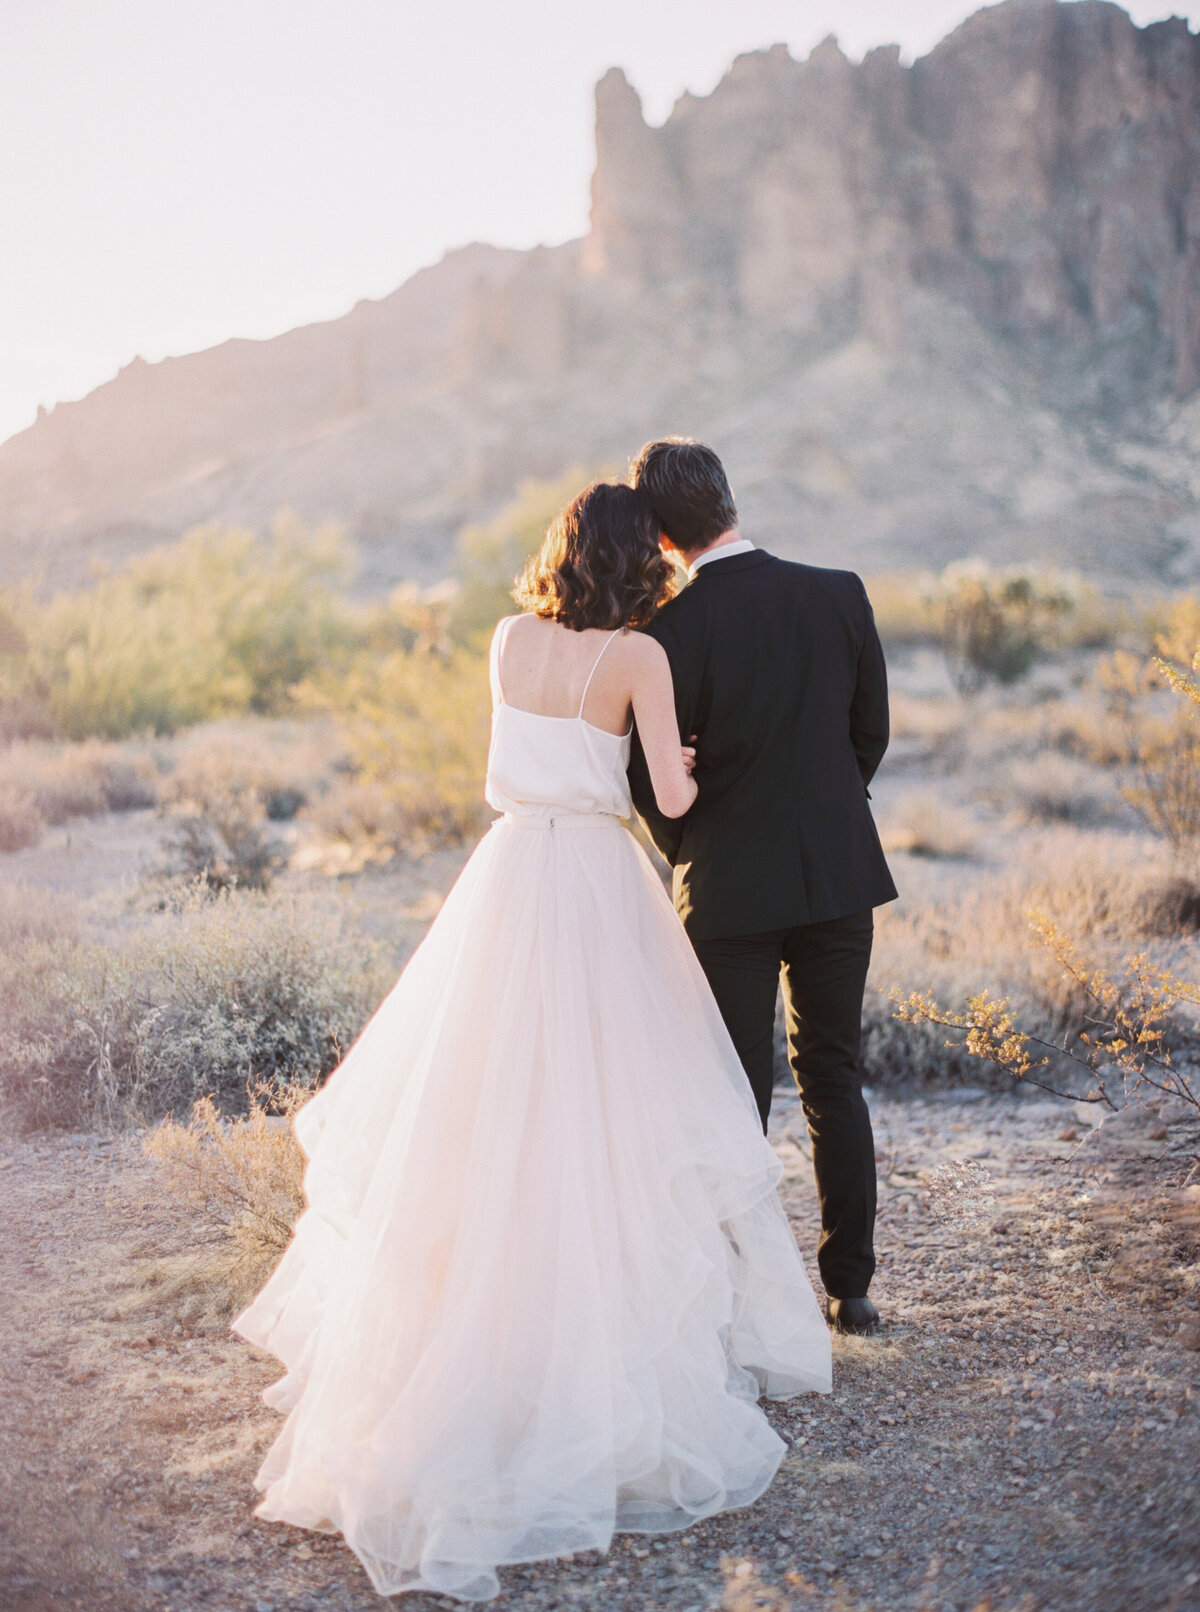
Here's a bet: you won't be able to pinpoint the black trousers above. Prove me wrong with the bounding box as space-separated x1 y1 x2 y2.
691 910 876 1300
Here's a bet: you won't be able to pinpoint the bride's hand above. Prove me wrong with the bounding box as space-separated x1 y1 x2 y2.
681 744 697 776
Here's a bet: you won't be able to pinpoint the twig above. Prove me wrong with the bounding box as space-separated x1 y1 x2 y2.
1081 1255 1112 1306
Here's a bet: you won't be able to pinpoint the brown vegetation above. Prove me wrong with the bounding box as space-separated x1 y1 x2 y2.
143 1087 306 1317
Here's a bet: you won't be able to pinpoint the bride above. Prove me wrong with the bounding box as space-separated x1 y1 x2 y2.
234 480 832 1601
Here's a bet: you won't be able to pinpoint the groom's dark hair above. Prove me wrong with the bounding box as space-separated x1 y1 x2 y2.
630 438 737 555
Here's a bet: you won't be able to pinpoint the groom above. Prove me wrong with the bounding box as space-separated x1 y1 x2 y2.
627 438 897 1336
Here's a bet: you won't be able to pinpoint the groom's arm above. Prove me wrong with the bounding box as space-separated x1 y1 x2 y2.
849 575 890 791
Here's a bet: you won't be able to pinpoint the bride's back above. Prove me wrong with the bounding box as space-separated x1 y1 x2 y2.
495 614 631 737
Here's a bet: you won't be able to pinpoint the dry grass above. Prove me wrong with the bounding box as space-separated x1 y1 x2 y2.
143 1086 306 1316
13 738 159 820
878 792 977 858
887 690 964 743
161 716 344 821
998 752 1117 825
0 781 44 850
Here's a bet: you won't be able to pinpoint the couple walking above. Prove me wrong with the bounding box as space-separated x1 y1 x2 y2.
234 439 898 1600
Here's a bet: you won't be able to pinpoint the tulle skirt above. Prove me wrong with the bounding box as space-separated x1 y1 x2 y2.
233 814 831 1601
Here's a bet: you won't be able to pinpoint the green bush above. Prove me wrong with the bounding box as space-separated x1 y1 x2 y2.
0 883 390 1132
1 517 354 740
453 468 602 643
931 562 1075 695
309 642 492 856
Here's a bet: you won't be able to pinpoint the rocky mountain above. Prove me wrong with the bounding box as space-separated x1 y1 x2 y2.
4 0 1200 590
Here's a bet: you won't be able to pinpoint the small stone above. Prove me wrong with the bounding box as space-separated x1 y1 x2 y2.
990 1219 1010 1234
1175 1319 1200 1352
1148 1124 1168 1141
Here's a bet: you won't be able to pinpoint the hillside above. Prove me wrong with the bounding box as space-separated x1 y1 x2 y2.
3 0 1200 589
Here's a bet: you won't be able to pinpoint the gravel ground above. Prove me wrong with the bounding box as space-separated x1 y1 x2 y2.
1 1090 1198 1612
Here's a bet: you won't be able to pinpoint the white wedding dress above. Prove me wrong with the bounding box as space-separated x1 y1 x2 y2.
234 624 832 1601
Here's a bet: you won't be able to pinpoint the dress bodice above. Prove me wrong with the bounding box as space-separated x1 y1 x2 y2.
484 620 633 820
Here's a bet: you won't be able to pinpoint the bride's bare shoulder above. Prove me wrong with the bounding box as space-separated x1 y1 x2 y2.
616 631 670 677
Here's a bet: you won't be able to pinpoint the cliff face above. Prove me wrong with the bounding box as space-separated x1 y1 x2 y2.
3 0 1200 589
585 1 1200 399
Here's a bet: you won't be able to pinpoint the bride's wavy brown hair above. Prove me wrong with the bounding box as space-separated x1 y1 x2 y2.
514 482 676 630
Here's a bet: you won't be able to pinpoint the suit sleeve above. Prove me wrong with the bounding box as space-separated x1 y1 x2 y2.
628 619 692 866
850 575 890 791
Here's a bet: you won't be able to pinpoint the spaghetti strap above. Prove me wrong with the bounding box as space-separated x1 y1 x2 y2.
577 630 621 719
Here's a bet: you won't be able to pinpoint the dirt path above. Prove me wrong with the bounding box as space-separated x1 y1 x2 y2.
1 1093 1197 1612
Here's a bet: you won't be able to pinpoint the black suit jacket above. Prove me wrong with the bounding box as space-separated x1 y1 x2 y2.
628 550 898 939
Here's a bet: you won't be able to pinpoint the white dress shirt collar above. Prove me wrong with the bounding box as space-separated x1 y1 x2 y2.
687 538 756 580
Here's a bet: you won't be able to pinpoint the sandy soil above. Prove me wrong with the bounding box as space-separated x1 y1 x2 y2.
2 1091 1197 1612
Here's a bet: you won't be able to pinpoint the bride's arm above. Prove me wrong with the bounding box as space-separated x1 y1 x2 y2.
628 637 698 820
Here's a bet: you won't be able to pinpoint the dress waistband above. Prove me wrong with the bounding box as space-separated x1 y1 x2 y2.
499 812 623 830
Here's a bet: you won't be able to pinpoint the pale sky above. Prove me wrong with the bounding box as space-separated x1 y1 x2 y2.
2 0 1196 446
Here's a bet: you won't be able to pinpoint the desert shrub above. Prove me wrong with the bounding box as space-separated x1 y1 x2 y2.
886 663 1200 1122
162 791 283 892
88 749 159 812
1055 584 1132 652
0 884 389 1132
361 580 459 657
1 738 159 824
143 1086 306 1311
453 468 602 642
1099 650 1200 852
162 717 344 821
1146 874 1200 935
308 643 491 857
862 573 939 648
0 784 44 851
895 913 1200 1136
865 840 1199 1090
1 518 355 740
879 792 977 858
863 992 987 1089
999 753 1115 825
1147 594 1200 667
930 562 1075 695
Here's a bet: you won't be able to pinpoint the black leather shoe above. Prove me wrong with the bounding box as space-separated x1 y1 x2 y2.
825 1296 881 1335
